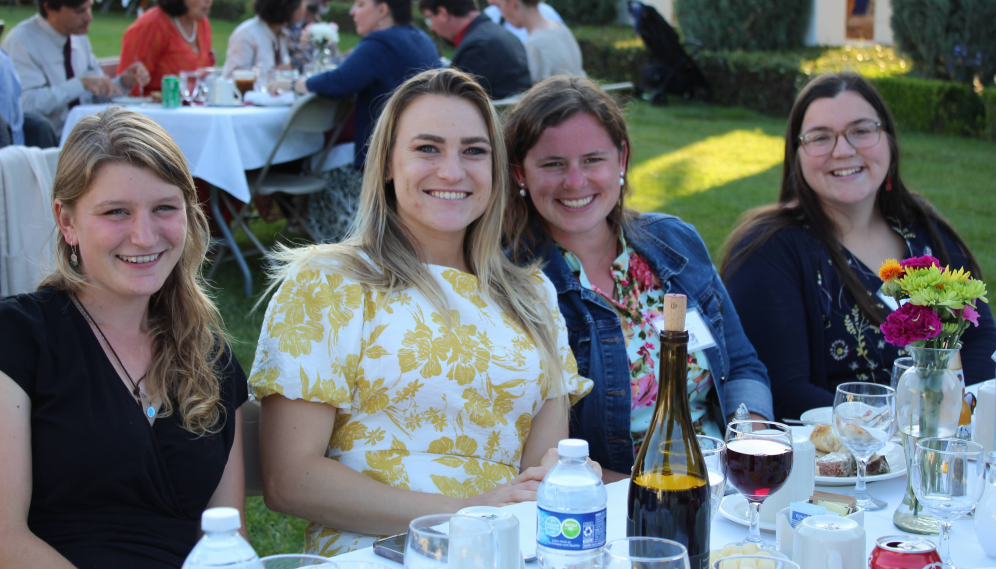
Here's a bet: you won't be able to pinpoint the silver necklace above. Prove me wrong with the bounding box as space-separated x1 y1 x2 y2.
172 17 198 44
71 295 157 420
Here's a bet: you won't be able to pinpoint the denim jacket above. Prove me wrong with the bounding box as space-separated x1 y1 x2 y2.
533 213 773 473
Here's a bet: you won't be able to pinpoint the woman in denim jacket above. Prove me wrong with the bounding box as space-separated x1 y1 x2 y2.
503 76 773 480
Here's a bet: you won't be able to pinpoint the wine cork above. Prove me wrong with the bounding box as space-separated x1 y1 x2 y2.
662 293 686 331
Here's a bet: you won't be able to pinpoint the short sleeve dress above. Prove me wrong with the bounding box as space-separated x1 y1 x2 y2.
0 288 248 569
249 258 592 557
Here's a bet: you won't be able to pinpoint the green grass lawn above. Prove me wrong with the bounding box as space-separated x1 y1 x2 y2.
7 6 995 557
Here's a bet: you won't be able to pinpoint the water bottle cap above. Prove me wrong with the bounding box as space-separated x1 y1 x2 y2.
201 507 241 533
558 439 589 458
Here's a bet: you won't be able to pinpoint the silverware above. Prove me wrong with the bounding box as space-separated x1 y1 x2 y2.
782 418 820 425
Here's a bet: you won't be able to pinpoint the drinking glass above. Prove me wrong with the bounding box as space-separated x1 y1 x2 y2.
832 382 897 511
697 435 727 520
911 438 987 568
333 563 394 569
602 537 690 569
195 67 219 103
405 514 499 569
724 421 793 551
259 554 337 568
712 556 799 569
891 356 913 391
179 70 199 105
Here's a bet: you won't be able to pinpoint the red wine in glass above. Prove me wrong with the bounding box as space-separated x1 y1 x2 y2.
726 439 793 501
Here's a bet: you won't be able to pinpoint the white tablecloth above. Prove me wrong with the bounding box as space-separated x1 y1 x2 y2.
60 103 324 203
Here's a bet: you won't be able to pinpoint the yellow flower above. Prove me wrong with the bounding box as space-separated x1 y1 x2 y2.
442 269 487 308
274 268 332 326
249 366 283 399
270 320 324 358
326 274 363 342
878 258 904 282
398 308 448 378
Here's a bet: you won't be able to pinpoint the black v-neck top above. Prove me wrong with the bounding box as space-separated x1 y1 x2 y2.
0 288 248 569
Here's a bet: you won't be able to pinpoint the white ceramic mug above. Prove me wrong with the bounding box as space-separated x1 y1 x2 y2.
208 79 242 106
761 429 815 524
973 379 995 454
792 515 865 569
457 506 524 569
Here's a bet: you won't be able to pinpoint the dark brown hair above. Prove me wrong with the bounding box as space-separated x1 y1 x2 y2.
503 75 634 263
720 72 982 326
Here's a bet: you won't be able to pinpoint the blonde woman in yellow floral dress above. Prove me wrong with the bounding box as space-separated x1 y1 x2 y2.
249 68 593 558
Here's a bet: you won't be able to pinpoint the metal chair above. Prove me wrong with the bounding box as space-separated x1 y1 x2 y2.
208 94 353 294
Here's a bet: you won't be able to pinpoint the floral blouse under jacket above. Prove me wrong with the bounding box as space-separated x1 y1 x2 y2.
249 259 591 556
560 235 721 450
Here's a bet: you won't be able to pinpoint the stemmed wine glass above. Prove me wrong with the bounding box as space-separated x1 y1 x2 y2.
404 514 499 569
602 537 690 569
259 554 337 568
712 556 799 569
910 438 988 568
179 70 199 106
697 435 727 520
724 421 794 551
832 382 897 511
890 356 913 391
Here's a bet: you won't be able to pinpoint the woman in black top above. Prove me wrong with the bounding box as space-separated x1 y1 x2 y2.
720 73 996 419
0 107 249 569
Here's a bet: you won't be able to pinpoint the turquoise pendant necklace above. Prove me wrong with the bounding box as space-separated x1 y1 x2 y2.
71 296 156 420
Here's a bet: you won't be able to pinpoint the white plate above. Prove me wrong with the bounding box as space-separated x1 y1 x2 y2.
793 425 907 486
800 406 832 424
110 96 152 105
718 494 776 533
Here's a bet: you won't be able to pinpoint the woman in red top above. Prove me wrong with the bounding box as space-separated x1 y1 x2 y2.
118 0 215 93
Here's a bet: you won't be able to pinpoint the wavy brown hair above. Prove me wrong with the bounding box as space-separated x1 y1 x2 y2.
720 72 981 326
502 75 636 263
41 107 229 436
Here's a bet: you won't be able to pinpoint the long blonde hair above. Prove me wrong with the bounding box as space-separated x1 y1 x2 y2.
269 68 565 390
41 107 228 436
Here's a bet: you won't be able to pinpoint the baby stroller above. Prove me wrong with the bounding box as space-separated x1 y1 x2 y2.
627 0 711 106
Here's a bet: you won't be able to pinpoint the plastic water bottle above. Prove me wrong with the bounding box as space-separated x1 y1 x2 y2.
536 439 607 569
182 507 263 569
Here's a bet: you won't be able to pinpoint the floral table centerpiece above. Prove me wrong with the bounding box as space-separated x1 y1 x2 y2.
878 255 988 533
307 22 340 71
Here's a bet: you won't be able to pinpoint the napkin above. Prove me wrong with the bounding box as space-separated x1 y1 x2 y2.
244 91 295 106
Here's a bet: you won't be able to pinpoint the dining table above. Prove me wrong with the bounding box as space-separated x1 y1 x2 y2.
336 383 996 567
59 101 326 296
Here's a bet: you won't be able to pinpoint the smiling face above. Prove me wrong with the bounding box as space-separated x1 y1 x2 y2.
56 163 188 303
516 112 627 246
350 0 388 36
798 90 891 216
389 94 493 257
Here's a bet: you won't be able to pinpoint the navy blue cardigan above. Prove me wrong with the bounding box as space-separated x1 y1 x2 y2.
305 25 440 168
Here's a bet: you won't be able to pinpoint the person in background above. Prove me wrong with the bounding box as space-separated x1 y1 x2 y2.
721 72 996 420
0 48 25 146
222 0 308 77
1 0 148 136
118 0 214 93
286 0 323 72
252 68 592 557
277 0 440 242
491 0 582 82
420 0 530 99
0 107 248 569
483 0 561 44
504 76 772 481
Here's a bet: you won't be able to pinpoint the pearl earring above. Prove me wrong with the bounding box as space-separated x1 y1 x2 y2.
518 181 527 197
619 171 625 187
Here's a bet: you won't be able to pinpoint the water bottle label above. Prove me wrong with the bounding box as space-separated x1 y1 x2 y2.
536 506 606 551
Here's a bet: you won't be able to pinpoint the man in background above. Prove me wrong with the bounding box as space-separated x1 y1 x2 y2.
483 0 563 44
421 0 530 99
2 0 148 137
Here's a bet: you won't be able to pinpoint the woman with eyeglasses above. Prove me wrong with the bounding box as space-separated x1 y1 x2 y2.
720 72 996 420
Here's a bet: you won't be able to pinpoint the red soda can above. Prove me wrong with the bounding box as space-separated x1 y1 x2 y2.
868 535 943 569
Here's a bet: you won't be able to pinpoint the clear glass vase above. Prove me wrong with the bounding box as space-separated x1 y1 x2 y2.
893 345 963 534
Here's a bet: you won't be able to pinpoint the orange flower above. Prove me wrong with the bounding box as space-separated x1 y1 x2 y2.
879 259 905 282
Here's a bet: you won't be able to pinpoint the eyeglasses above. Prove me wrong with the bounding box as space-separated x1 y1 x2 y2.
798 120 883 157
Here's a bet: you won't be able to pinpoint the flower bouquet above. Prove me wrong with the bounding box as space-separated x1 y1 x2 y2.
878 255 989 533
306 22 340 71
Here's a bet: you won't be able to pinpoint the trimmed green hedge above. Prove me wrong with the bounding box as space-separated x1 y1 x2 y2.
983 88 996 141
892 0 996 84
673 0 810 51
546 0 618 26
871 76 985 136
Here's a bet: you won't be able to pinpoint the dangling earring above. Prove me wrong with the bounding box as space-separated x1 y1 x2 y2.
886 176 893 191
70 243 79 267
518 181 527 197
619 171 625 187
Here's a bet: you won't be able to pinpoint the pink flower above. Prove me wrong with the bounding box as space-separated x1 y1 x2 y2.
629 254 658 290
880 303 943 346
900 255 942 271
631 372 658 408
962 305 980 327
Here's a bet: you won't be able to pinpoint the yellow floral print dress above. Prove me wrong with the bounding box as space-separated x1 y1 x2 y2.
249 259 592 557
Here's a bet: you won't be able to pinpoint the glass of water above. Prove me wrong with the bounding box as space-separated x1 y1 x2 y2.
603 537 690 569
259 554 337 568
697 435 726 520
832 382 896 511
179 70 199 105
405 514 498 569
